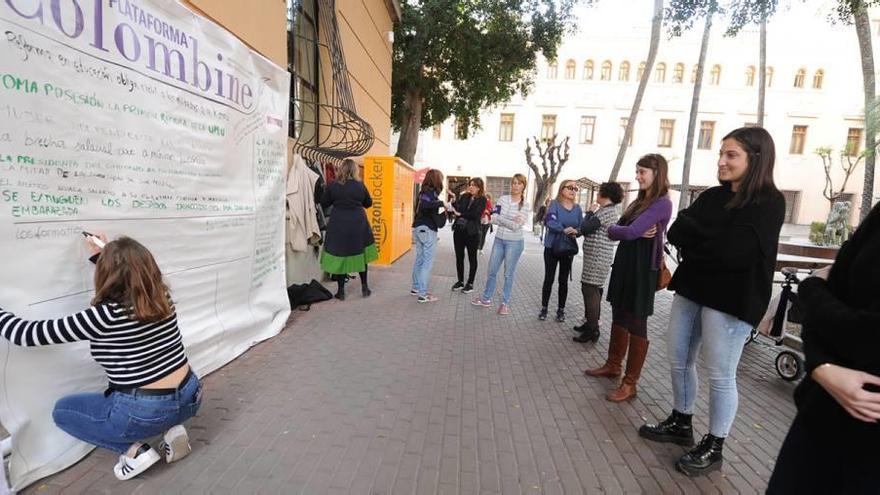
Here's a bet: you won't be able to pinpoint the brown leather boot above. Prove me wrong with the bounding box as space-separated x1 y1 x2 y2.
584 325 629 378
607 335 649 402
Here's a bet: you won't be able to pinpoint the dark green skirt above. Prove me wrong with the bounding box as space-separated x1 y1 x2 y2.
606 237 659 318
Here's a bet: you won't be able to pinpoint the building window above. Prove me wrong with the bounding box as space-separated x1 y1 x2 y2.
287 0 319 142
794 68 806 88
541 114 557 141
790 125 807 154
637 62 646 81
813 69 824 89
486 176 512 200
547 60 558 79
710 64 721 85
565 59 576 79
745 66 755 86
454 118 467 140
655 62 666 83
766 67 774 87
698 121 715 149
673 63 684 83
601 60 612 81
498 114 515 142
619 117 632 146
619 61 630 81
658 119 675 148
846 127 863 156
584 60 594 80
579 116 596 144
432 123 442 139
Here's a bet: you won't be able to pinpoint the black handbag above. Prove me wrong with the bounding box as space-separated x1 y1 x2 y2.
453 217 468 231
551 232 579 257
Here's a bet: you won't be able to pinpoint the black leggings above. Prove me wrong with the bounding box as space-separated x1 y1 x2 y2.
581 283 603 329
453 230 480 284
541 248 573 309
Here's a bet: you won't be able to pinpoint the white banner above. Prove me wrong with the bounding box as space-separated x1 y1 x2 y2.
0 0 291 489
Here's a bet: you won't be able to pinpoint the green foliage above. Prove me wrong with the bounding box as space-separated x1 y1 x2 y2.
391 0 582 136
809 221 826 245
664 0 721 38
725 0 777 36
828 0 880 24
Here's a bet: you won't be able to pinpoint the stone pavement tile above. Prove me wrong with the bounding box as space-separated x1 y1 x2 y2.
22 230 800 494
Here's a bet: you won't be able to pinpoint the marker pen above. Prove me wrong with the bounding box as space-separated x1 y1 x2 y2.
82 231 106 249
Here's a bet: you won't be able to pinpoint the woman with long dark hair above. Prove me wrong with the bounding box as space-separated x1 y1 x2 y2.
766 205 880 492
320 159 378 300
411 169 447 303
539 180 584 322
451 178 487 294
638 127 786 477
0 236 201 480
585 154 672 402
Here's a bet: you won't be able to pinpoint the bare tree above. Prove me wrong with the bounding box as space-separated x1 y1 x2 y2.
525 134 571 223
815 146 866 209
608 0 664 181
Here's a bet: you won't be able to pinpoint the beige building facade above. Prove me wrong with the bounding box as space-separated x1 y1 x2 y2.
405 1 880 226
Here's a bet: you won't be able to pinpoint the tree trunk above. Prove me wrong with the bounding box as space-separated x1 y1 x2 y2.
855 6 876 221
757 14 766 127
679 13 712 211
533 182 549 224
608 0 663 181
395 87 423 165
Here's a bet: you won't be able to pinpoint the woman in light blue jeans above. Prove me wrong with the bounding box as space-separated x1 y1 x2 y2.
472 174 530 315
638 127 785 477
410 169 447 303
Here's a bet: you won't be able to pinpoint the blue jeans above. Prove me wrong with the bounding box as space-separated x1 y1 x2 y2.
667 295 753 437
481 238 525 305
52 371 202 453
411 226 438 297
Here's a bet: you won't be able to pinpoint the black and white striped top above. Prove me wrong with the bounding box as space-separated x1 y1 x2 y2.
0 302 188 388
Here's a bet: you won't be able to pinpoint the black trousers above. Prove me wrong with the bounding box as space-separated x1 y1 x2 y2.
541 248 573 309
478 223 491 250
453 230 480 284
581 283 603 329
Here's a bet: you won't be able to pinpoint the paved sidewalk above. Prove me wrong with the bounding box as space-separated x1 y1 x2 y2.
26 231 797 494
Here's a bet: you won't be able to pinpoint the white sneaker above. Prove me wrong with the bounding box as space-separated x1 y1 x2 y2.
113 444 160 480
160 425 192 463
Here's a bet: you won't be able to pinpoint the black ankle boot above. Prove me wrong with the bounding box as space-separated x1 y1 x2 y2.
639 410 694 446
334 278 346 300
573 323 600 343
573 322 587 332
362 285 372 298
675 434 725 477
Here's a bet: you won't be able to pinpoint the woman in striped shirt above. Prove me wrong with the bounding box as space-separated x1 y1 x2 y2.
0 235 202 480
471 174 531 315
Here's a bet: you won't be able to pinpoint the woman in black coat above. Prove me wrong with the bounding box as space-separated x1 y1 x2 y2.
320 159 377 300
766 201 880 494
450 178 487 293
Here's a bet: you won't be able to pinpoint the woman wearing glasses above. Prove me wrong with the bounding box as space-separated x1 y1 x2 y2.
539 180 583 322
585 154 672 403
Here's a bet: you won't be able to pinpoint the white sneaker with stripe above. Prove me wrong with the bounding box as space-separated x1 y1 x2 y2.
113 444 160 480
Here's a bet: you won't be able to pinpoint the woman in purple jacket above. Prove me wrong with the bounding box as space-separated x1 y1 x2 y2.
585 154 672 402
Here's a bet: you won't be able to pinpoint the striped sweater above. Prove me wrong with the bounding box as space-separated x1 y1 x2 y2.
0 302 188 388
491 195 531 241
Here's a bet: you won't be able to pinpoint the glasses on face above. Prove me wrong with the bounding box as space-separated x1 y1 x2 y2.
564 185 579 192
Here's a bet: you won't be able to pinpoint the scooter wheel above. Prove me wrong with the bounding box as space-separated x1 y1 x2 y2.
775 351 805 382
